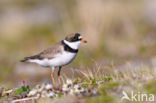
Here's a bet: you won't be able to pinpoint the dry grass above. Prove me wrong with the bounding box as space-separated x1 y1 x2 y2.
73 59 156 102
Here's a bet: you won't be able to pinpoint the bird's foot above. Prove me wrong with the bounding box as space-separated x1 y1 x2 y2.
59 86 62 91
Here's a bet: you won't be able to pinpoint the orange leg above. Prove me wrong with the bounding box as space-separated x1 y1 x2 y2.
58 76 62 89
51 73 56 89
58 67 62 90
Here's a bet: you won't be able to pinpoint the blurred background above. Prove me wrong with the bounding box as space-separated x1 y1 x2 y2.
1 0 156 88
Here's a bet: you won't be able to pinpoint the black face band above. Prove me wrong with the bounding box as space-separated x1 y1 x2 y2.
61 40 78 53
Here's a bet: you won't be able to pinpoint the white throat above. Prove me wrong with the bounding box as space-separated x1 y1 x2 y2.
63 40 81 50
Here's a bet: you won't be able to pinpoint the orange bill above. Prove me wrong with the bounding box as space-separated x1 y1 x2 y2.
80 39 87 43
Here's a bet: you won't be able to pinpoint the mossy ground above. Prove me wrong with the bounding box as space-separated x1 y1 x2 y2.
1 60 156 103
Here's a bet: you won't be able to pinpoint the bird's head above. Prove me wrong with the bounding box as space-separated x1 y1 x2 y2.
64 33 87 49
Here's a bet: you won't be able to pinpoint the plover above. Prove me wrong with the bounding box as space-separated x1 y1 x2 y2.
21 33 87 89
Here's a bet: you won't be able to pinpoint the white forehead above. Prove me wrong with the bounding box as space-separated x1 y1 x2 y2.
78 36 83 39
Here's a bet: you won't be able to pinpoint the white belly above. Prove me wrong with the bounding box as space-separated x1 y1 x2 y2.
49 51 77 67
29 51 77 67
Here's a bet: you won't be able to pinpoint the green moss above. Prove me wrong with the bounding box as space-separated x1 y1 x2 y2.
144 80 156 94
103 75 113 82
73 78 81 83
106 82 120 89
57 93 63 98
15 86 30 95
98 84 107 95
90 79 97 87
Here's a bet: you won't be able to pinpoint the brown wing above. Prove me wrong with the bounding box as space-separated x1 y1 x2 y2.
39 41 63 59
20 41 63 62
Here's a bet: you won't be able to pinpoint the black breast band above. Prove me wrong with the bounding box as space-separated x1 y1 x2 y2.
61 40 78 53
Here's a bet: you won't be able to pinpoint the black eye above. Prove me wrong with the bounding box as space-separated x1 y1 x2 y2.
73 37 77 40
70 33 81 42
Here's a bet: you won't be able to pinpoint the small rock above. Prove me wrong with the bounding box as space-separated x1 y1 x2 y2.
28 89 38 97
45 84 53 90
47 91 55 98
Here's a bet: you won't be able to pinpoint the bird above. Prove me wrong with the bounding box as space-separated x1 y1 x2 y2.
21 33 87 89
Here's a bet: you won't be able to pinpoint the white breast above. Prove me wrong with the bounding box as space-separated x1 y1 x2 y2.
49 51 77 67
28 51 77 67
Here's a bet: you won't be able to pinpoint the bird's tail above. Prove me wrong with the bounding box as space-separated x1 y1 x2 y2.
20 57 31 62
20 54 40 62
